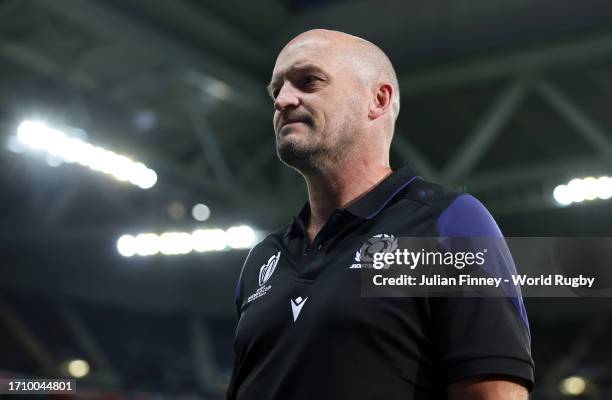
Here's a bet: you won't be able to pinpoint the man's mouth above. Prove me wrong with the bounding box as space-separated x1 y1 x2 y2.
282 118 306 128
283 121 304 127
278 117 311 134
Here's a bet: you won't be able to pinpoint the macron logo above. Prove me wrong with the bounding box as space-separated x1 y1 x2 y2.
290 297 308 322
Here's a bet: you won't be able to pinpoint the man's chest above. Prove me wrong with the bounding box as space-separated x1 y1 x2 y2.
234 233 434 359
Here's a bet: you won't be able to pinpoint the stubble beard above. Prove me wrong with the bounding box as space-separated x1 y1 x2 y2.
276 129 321 174
276 114 358 175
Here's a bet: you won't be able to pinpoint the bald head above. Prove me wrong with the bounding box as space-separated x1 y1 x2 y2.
270 29 399 173
283 29 400 122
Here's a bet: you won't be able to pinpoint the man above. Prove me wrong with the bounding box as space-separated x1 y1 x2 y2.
228 29 534 400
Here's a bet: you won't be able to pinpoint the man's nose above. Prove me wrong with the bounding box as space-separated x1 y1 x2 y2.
274 85 300 111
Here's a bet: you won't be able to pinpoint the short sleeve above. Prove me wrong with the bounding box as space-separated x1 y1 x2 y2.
433 194 535 390
430 297 534 389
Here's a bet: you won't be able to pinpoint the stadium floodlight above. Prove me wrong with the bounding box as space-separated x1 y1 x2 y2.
558 376 587 396
227 225 256 249
16 120 157 189
553 175 612 206
117 234 137 257
192 203 211 221
64 359 90 379
117 225 258 257
159 232 193 255
192 229 227 252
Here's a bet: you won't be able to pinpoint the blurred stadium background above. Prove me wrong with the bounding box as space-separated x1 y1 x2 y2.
1 0 612 399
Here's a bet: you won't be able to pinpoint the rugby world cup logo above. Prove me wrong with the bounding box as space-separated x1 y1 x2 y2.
259 251 281 286
353 234 398 269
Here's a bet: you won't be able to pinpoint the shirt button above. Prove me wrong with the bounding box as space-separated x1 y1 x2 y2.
317 243 323 251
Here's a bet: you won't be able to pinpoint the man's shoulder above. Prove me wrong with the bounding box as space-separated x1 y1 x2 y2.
233 227 287 306
397 178 501 237
257 225 288 247
241 227 287 266
398 178 464 218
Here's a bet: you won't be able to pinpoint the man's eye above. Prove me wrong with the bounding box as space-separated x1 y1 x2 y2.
300 75 318 86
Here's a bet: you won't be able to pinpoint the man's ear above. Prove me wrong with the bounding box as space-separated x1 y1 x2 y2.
368 83 394 120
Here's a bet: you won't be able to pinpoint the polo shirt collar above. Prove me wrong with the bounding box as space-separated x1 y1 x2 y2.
346 163 420 219
284 163 420 237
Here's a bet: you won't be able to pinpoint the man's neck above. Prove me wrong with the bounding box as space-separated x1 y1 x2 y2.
303 160 392 244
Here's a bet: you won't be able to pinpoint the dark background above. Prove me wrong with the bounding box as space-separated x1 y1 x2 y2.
1 0 612 399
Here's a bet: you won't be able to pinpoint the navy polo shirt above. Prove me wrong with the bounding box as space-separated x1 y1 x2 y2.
227 164 534 400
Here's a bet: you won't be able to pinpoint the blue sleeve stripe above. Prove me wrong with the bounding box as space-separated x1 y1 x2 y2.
436 194 531 335
437 194 502 238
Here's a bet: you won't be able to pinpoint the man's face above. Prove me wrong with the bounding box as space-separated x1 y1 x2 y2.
269 36 366 170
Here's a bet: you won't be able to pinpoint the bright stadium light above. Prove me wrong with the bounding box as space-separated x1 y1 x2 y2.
595 176 612 200
159 232 193 255
65 359 90 378
553 185 572 206
559 376 587 396
227 226 256 249
554 175 612 206
117 226 258 257
15 120 157 189
192 229 227 252
192 203 211 221
134 233 160 256
117 235 137 257
567 178 586 203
